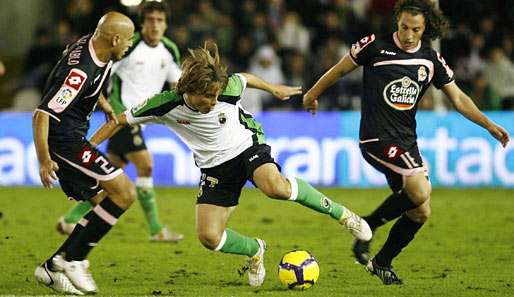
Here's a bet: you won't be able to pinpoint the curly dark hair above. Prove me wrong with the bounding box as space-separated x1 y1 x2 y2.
393 0 449 40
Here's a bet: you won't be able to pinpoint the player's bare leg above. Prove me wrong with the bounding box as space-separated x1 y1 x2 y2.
49 175 136 293
57 154 128 235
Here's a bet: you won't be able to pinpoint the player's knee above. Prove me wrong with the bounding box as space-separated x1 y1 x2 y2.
137 163 153 176
409 204 431 223
120 183 137 206
197 230 222 250
127 183 137 201
262 176 290 199
406 186 430 205
117 179 136 204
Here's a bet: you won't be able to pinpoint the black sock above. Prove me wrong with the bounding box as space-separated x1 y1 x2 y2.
64 197 125 261
364 191 418 231
374 214 424 267
46 213 93 270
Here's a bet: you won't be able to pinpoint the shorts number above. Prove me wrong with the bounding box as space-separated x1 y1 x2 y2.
95 156 116 174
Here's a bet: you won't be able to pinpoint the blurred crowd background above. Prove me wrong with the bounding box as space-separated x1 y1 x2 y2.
0 0 513 113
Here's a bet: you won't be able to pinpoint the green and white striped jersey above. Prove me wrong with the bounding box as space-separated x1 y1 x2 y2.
125 73 265 168
109 32 181 114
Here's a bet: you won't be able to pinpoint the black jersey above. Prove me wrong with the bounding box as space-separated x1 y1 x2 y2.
36 34 112 144
349 32 454 146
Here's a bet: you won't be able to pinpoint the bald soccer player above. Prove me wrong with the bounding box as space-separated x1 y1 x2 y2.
33 12 136 295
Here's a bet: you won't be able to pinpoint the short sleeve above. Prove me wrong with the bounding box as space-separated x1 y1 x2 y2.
126 91 181 125
348 34 377 66
431 50 454 89
36 67 89 122
221 73 247 97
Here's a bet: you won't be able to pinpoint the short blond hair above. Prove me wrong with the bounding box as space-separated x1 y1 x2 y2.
176 42 228 95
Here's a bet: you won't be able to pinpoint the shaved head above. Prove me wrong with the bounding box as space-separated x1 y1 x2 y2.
93 12 135 60
96 11 134 38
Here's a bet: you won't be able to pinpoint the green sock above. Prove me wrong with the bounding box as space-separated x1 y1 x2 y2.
63 200 93 224
290 177 347 221
137 185 163 235
217 228 260 257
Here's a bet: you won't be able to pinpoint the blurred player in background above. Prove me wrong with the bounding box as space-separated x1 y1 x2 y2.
57 1 184 242
33 12 136 294
87 42 372 288
304 0 509 285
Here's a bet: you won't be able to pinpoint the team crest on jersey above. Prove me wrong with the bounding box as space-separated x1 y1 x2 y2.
418 66 427 82
218 112 226 124
383 76 420 110
48 68 87 113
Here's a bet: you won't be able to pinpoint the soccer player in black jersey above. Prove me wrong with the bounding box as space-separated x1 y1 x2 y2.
56 0 184 243
304 0 509 285
33 12 136 294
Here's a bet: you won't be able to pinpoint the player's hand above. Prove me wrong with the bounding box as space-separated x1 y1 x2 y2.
487 123 510 147
106 111 119 125
302 91 319 115
270 85 302 101
39 158 59 188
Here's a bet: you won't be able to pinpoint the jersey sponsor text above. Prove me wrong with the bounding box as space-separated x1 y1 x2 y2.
383 77 420 110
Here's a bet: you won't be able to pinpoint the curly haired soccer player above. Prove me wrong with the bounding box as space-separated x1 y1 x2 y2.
303 0 509 285
88 42 372 287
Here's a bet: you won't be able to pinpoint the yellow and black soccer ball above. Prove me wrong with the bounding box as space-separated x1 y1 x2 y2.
278 250 319 290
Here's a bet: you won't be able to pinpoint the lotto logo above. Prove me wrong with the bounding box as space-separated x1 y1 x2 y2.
80 149 96 164
64 69 87 91
385 145 401 160
351 34 376 57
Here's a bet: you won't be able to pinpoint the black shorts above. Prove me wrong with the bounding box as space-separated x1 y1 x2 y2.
360 139 427 192
196 144 280 207
106 124 147 162
50 140 123 201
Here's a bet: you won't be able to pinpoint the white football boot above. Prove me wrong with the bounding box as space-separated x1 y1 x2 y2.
56 255 98 294
247 239 266 287
340 210 372 241
56 216 76 235
34 257 83 295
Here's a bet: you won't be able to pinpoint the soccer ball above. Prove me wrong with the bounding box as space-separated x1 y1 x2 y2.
278 250 319 290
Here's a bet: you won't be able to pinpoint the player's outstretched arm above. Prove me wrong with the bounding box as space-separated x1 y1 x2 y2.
32 111 59 188
89 113 128 147
303 54 358 115
98 93 118 124
442 81 510 147
241 72 302 101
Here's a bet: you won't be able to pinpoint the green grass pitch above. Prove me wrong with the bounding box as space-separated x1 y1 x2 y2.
0 187 513 296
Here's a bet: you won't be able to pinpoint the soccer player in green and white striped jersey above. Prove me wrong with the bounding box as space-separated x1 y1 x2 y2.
88 42 372 287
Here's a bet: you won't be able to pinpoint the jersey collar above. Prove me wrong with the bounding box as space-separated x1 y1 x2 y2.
183 94 199 112
393 31 421 53
89 37 107 67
